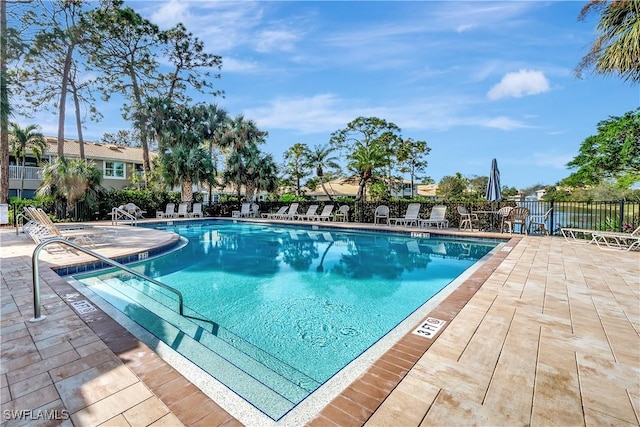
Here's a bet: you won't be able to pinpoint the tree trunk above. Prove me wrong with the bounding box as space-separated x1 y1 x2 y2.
246 181 256 202
181 179 193 203
130 71 150 184
57 45 74 159
19 156 25 199
72 81 85 159
356 177 366 202
0 0 9 203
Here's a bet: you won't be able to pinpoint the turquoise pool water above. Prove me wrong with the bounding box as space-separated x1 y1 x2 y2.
73 221 499 420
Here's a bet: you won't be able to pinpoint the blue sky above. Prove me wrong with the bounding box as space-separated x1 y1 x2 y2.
29 1 639 189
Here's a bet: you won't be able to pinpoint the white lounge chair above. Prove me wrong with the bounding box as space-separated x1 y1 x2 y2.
261 206 288 219
157 203 177 218
238 203 252 218
313 205 334 221
528 207 553 235
391 203 421 227
123 203 146 218
374 205 390 225
295 205 319 220
189 202 203 218
419 205 448 229
590 225 640 251
176 202 189 218
280 203 299 220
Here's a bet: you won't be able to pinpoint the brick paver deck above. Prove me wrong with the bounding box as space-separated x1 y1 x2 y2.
1 219 638 426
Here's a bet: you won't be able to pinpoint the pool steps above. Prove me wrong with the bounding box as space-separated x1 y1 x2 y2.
80 275 318 419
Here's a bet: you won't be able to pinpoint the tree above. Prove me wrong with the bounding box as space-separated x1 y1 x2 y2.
436 173 468 199
8 122 46 199
17 0 98 158
283 143 310 197
100 130 140 147
87 2 162 179
562 108 640 188
223 143 278 201
467 175 488 199
38 157 102 216
397 138 430 197
305 144 341 202
576 0 640 84
330 117 402 202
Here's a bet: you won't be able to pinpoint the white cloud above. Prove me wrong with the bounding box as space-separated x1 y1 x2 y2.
487 69 550 100
482 116 530 130
255 29 299 53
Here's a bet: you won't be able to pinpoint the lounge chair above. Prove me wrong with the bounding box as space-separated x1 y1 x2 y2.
391 203 421 227
261 206 288 219
279 203 300 220
457 206 479 231
528 207 553 235
189 202 203 218
374 205 390 225
123 203 146 218
502 207 530 234
176 202 189 218
313 205 334 221
157 203 177 218
295 205 319 220
238 203 252 218
590 225 640 251
23 206 115 246
419 205 448 229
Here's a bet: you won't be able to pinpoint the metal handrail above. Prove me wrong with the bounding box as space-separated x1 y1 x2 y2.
110 207 137 226
30 238 202 325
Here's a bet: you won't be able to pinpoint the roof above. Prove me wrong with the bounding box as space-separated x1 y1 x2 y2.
306 178 438 198
44 137 155 163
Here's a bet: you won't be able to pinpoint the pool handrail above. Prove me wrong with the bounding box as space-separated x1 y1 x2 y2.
30 238 212 327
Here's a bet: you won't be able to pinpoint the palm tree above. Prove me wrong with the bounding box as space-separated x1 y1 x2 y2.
283 143 310 197
347 141 388 202
161 141 215 204
219 114 267 153
305 144 340 201
222 143 278 201
577 0 640 84
8 123 47 199
38 157 102 217
201 104 228 203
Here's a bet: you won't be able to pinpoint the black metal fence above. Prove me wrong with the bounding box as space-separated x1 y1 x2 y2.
12 199 640 236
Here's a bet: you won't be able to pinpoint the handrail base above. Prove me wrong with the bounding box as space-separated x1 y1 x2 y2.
29 315 47 323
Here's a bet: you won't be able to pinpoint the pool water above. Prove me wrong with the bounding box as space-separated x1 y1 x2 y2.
73 221 498 420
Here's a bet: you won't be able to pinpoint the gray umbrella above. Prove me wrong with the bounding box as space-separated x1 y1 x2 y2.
485 158 502 202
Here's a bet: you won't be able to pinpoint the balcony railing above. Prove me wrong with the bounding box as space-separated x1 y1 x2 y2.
9 165 43 180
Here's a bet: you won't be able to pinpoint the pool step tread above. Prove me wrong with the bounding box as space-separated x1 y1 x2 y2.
110 276 321 393
83 276 305 419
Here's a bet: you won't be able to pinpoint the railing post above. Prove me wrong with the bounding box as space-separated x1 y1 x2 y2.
619 200 625 232
30 242 47 322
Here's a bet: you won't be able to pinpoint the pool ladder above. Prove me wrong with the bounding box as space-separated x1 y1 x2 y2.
30 238 213 327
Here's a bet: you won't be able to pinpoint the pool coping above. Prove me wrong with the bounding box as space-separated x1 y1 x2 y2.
52 219 519 426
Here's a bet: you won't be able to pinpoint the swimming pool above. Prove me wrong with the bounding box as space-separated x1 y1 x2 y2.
72 221 500 420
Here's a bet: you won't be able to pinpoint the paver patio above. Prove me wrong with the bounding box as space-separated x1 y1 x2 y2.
1 219 638 426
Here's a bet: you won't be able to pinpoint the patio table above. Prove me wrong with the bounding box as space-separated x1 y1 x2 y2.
473 210 500 231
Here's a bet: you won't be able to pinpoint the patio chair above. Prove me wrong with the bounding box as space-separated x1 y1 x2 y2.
334 205 350 222
295 205 319 220
157 203 176 218
502 207 530 234
189 202 203 218
496 206 514 233
374 205 390 225
457 206 479 231
176 202 189 218
261 206 288 219
313 205 334 221
528 207 553 235
419 205 448 229
390 203 421 227
250 203 260 218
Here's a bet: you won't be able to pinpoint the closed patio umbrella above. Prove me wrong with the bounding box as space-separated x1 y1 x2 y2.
485 158 502 202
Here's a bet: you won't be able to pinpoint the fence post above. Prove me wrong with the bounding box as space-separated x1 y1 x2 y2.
619 200 625 232
550 200 555 235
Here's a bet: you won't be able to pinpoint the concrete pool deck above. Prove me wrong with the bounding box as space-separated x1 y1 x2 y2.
1 218 638 426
